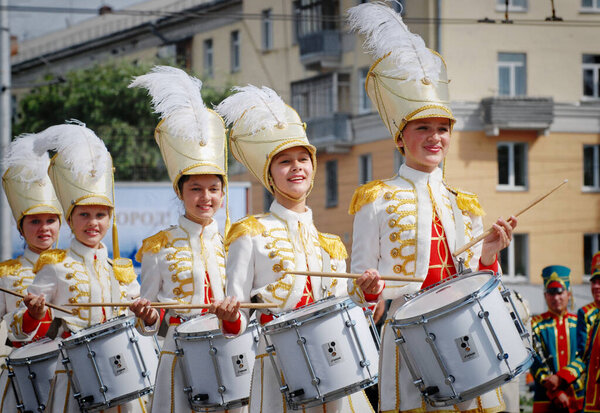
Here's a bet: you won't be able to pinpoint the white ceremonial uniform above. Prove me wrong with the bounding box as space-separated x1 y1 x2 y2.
0 248 42 411
225 201 374 413
137 216 244 413
11 239 145 413
350 164 505 413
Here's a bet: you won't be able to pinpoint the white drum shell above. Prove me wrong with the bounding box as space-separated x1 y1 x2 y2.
174 314 259 410
6 339 60 412
392 273 532 405
60 317 159 410
263 297 379 408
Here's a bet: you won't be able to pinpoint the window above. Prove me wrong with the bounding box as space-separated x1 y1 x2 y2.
499 233 529 279
230 30 240 72
497 142 527 190
394 150 405 173
585 234 600 276
263 188 274 212
291 73 351 120
583 54 600 99
584 144 600 190
175 37 193 69
262 9 273 51
326 160 338 208
203 38 213 77
496 0 528 11
293 0 339 39
582 0 600 12
498 53 526 96
358 68 371 114
359 154 372 185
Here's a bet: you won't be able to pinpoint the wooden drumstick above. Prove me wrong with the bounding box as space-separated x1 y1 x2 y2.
452 179 568 258
0 287 74 315
63 302 279 309
285 270 424 283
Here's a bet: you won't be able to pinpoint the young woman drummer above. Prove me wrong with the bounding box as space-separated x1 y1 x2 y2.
0 133 63 410
11 123 145 413
129 66 244 413
212 85 380 412
347 3 516 412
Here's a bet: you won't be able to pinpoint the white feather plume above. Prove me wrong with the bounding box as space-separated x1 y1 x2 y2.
129 66 209 145
2 133 51 184
32 123 109 181
347 1 442 82
215 85 288 134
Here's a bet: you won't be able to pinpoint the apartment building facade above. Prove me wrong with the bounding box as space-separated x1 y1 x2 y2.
10 0 600 290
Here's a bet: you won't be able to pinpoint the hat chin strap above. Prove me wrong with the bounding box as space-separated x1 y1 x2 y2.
269 175 313 204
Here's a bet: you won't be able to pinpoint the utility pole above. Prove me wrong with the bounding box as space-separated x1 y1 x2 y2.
0 0 13 260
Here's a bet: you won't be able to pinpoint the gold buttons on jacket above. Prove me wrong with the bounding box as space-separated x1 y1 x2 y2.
390 232 398 242
393 265 403 274
269 251 276 258
388 219 396 228
391 248 400 258
384 192 393 200
273 264 282 272
173 287 182 295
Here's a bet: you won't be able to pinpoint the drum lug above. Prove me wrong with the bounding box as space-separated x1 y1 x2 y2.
497 353 509 361
265 345 275 353
28 371 36 379
87 350 96 358
360 360 371 367
209 346 218 355
61 357 70 365
218 385 226 394
478 310 489 319
129 336 139 343
311 377 321 385
183 386 192 394
345 319 356 327
279 384 289 394
444 375 455 385
425 333 436 343
175 347 184 356
100 385 108 394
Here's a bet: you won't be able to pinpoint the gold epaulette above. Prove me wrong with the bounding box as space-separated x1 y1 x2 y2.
445 184 485 216
135 230 172 263
0 259 22 277
225 215 266 250
318 232 348 260
33 249 67 273
348 180 386 215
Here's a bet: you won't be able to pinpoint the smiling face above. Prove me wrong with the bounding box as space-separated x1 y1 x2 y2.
397 117 451 173
69 205 111 249
269 146 314 210
20 213 60 254
181 174 224 225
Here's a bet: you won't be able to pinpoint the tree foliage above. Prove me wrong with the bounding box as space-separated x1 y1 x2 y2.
13 60 232 181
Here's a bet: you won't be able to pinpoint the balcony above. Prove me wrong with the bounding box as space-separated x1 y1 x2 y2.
298 30 342 70
481 97 554 136
305 113 351 153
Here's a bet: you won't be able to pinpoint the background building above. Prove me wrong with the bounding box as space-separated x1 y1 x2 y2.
9 0 600 312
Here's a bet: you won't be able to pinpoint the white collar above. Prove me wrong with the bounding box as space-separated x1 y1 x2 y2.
70 238 108 261
399 164 443 186
23 247 40 265
178 215 218 238
269 200 313 226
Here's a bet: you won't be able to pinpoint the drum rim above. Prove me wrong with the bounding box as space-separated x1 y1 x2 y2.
6 338 61 364
60 315 136 348
392 271 499 326
77 385 154 411
261 296 355 334
285 376 378 409
175 317 258 340
188 395 249 411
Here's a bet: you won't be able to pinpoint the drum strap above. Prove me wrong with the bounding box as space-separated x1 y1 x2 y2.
46 317 65 340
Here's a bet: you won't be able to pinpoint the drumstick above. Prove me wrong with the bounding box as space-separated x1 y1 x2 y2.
63 302 279 309
285 271 424 283
0 287 74 315
452 179 568 258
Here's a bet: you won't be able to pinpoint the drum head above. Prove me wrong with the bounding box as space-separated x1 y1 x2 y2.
176 313 220 335
395 272 497 321
264 296 349 329
63 315 134 344
9 338 59 361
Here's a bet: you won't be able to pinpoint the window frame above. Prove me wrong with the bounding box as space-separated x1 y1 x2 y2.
581 0 600 13
230 30 240 73
495 0 528 12
583 144 600 191
584 233 600 278
499 233 529 281
358 153 372 185
203 38 214 78
262 9 273 51
497 142 528 191
498 53 527 97
326 160 338 208
358 67 371 114
582 54 600 100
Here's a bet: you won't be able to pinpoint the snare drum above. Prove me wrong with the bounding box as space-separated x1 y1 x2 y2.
391 271 534 407
6 338 60 412
261 296 380 410
173 313 259 411
59 315 159 412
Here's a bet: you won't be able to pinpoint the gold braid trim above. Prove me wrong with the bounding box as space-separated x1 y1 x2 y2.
446 184 485 216
33 249 67 273
318 232 348 260
348 180 386 215
0 259 21 277
113 258 138 284
135 230 171 263
225 216 266 250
